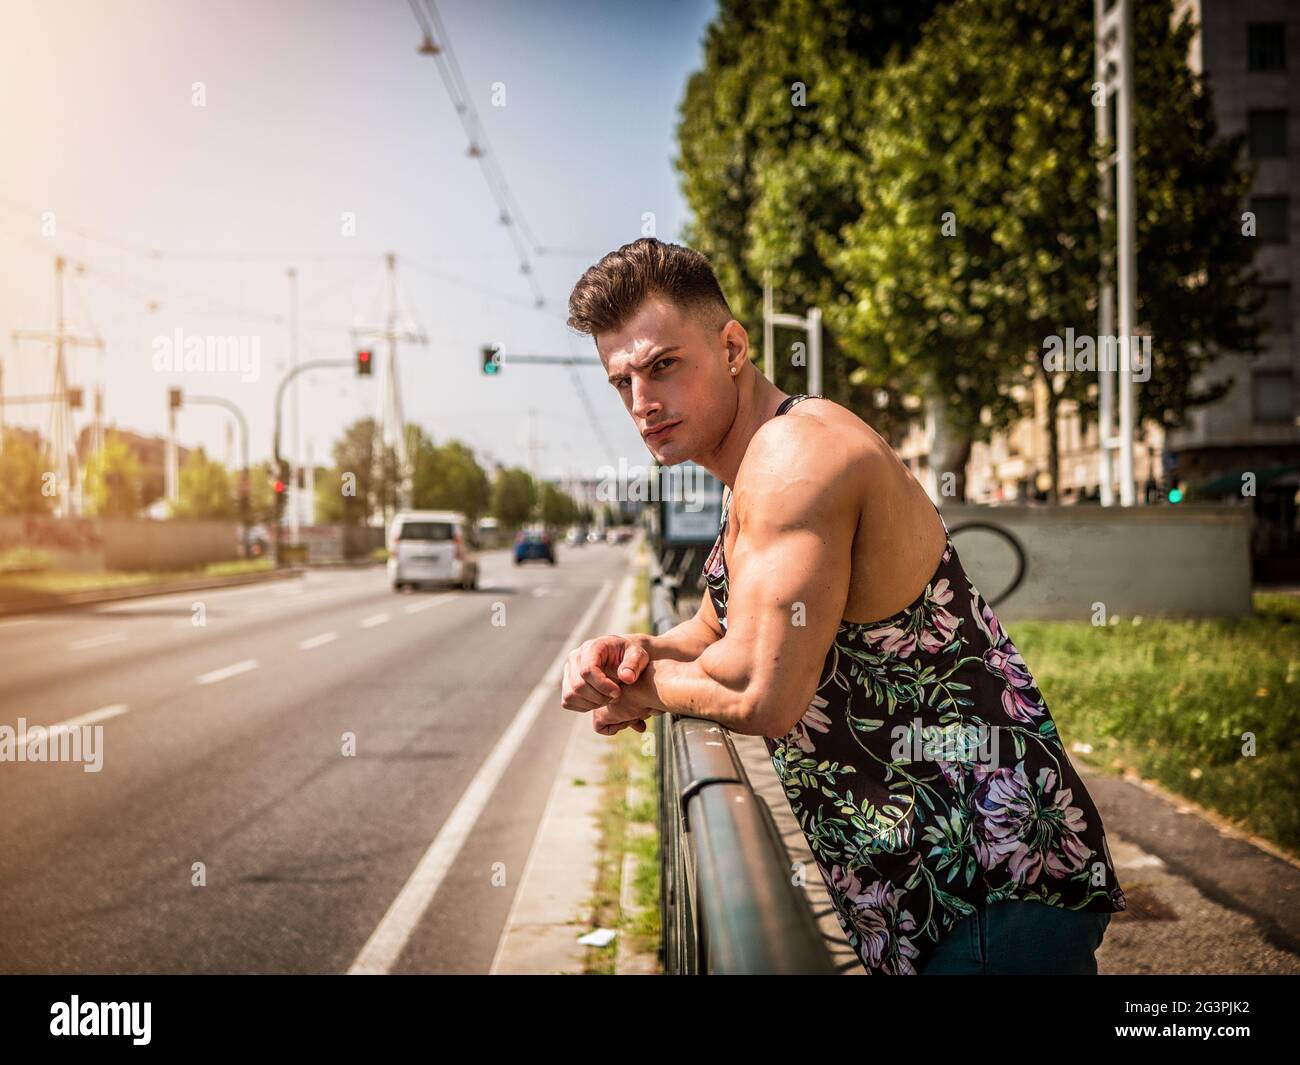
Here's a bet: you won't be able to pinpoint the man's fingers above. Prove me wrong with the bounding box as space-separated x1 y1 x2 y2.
616 642 650 684
580 662 621 700
561 656 617 712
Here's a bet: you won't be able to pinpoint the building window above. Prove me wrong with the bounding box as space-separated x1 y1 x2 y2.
1252 196 1290 243
1248 23 1286 71
1253 370 1293 424
1262 282 1293 333
1248 109 1288 158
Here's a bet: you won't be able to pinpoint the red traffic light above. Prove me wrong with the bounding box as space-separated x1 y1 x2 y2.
356 349 373 377
273 479 286 494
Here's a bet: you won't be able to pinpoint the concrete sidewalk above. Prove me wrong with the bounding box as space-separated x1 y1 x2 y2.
731 733 1300 975
490 568 641 974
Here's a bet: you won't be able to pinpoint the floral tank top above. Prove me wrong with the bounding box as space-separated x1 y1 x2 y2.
701 394 1126 975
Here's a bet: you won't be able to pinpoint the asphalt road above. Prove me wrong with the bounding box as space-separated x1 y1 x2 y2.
0 543 635 974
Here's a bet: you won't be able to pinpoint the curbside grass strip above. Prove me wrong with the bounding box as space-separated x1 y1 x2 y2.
0 567 303 616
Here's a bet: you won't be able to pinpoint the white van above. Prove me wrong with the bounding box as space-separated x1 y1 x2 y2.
388 510 479 591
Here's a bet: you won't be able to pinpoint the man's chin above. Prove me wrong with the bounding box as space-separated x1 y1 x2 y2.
645 440 690 466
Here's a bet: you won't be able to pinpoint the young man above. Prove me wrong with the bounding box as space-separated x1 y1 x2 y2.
560 237 1125 975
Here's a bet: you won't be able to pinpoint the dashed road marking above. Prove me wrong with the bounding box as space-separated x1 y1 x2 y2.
196 659 259 685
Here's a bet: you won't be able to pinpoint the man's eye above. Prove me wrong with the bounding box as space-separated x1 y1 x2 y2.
654 358 676 372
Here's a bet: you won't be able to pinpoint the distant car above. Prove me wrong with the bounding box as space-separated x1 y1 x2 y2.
388 510 479 591
514 529 556 565
605 526 634 545
586 530 603 544
565 525 587 546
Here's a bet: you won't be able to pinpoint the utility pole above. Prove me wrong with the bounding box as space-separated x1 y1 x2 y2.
352 253 427 524
10 256 104 516
287 266 301 541
1095 0 1140 506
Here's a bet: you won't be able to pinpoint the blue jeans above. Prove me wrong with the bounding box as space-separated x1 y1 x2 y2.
919 900 1111 975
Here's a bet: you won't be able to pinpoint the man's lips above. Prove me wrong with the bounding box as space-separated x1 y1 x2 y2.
642 419 680 441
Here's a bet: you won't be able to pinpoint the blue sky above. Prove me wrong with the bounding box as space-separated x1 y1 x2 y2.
0 0 717 477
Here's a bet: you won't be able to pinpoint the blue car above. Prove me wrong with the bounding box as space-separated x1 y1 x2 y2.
514 529 556 565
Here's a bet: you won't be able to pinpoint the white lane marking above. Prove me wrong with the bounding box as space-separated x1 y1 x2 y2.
25 704 130 744
196 659 259 685
347 577 616 976
403 593 458 615
69 632 128 651
360 613 390 629
299 631 338 651
530 587 551 598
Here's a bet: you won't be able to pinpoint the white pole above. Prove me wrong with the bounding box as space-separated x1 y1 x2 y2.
1115 0 1138 506
763 272 774 381
807 307 822 397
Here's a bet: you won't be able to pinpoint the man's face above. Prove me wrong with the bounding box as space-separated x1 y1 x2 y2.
597 295 742 466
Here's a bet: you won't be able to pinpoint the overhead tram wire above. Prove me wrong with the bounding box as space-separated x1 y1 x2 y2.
411 0 546 308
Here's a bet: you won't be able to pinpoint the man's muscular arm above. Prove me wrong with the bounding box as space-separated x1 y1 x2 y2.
607 416 857 737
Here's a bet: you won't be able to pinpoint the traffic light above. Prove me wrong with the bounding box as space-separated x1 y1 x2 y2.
273 477 286 495
356 349 373 377
168 387 183 410
67 387 84 410
481 345 502 376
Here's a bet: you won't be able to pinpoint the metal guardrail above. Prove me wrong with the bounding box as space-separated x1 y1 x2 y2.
651 565 835 974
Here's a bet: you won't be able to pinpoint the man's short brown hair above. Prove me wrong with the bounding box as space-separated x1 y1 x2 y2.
566 237 733 340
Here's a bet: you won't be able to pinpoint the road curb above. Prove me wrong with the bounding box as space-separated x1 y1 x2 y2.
0 567 302 617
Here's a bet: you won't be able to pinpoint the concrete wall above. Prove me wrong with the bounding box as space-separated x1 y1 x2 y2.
0 516 240 572
936 504 1253 621
100 519 240 571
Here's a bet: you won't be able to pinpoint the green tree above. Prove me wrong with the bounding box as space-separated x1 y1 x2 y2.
82 431 143 517
0 431 55 515
330 417 399 526
492 467 536 529
834 0 1261 500
411 432 492 519
675 0 946 410
539 482 579 528
171 447 236 519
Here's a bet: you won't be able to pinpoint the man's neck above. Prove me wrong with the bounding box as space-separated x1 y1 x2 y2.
693 373 788 488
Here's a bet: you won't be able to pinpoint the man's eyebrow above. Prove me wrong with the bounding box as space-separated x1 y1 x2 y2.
607 345 680 383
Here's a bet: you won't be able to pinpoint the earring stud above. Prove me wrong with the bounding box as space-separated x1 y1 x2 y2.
730 366 738 375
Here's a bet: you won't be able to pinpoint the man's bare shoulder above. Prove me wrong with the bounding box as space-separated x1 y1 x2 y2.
732 399 889 528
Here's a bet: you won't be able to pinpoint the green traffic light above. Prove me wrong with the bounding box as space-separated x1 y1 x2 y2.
1168 488 1183 503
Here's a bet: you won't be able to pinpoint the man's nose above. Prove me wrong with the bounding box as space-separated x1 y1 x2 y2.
630 379 661 420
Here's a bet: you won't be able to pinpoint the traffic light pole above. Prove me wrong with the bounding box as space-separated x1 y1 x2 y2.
179 393 252 554
272 358 351 567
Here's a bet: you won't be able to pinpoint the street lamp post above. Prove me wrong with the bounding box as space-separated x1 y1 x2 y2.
175 390 252 553
272 358 351 566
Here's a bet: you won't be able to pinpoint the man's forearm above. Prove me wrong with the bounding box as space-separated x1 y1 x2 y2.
637 615 720 663
638 653 768 736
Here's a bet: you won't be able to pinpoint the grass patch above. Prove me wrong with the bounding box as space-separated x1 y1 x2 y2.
582 559 661 972
0 557 275 596
582 727 661 974
1010 591 1300 856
